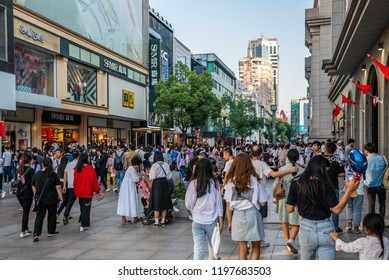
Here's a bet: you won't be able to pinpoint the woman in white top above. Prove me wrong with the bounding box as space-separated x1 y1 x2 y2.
149 151 172 227
117 156 142 225
224 153 267 260
330 213 389 260
185 158 223 260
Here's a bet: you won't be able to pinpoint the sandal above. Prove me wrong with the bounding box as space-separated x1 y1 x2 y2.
132 218 140 224
121 221 132 225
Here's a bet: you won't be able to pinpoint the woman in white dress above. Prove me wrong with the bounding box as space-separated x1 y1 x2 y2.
117 156 143 224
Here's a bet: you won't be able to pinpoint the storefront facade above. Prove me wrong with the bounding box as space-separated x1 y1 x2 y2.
11 2 149 149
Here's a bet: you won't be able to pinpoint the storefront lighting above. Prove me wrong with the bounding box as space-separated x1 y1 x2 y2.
378 43 384 51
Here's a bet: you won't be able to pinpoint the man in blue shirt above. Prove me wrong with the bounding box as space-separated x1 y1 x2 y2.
363 143 386 217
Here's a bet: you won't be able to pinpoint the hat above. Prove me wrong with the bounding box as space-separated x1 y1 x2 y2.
337 140 342 144
55 148 63 153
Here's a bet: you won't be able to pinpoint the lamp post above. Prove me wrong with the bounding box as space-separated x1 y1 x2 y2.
271 104 277 144
221 107 228 144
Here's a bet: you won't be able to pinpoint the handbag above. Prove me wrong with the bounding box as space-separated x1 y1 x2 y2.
273 179 286 200
10 168 31 196
32 177 49 212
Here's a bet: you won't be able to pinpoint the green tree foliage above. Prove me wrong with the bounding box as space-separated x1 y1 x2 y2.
228 98 263 140
154 62 222 140
264 119 292 143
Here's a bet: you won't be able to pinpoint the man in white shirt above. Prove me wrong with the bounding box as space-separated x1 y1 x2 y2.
58 151 79 225
2 147 12 184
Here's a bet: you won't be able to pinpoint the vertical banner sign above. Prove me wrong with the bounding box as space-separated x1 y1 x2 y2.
149 39 161 113
196 130 201 145
161 49 169 81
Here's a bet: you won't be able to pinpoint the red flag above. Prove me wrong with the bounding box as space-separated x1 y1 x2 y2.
341 94 357 105
332 105 341 117
0 121 5 138
367 54 389 80
351 80 372 94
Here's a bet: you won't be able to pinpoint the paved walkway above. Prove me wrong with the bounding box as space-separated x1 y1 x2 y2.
0 179 388 260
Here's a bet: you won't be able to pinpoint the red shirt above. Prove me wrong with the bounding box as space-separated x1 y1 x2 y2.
73 165 100 198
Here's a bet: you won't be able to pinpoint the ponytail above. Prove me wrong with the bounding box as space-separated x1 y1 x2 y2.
379 234 385 259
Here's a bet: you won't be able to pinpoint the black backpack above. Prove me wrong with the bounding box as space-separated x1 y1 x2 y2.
114 152 124 170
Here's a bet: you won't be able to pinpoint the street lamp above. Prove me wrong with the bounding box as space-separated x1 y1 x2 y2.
221 107 228 144
271 104 277 144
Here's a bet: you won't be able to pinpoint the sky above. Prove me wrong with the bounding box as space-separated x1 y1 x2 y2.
149 0 313 114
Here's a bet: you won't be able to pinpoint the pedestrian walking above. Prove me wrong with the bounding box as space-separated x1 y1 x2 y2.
74 153 102 232
272 149 303 254
117 156 142 224
330 213 389 260
31 157 62 242
363 143 386 217
286 156 359 260
224 153 267 260
149 151 172 227
16 153 35 238
185 158 223 260
345 165 365 234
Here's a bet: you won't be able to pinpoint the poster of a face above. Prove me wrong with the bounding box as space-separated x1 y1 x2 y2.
16 0 143 64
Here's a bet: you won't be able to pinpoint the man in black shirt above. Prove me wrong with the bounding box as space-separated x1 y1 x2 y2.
323 141 345 234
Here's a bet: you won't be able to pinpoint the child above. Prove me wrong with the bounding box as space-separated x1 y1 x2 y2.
329 213 389 260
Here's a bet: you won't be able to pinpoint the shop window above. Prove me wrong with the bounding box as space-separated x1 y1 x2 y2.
67 61 97 105
14 45 55 96
0 6 6 61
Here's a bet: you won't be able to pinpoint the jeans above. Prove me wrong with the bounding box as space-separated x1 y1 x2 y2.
116 170 125 191
33 202 57 236
57 188 77 219
3 166 11 183
79 198 92 227
299 217 335 260
179 166 187 179
346 195 364 226
365 186 386 217
331 189 340 228
192 219 218 260
17 198 33 232
0 172 3 191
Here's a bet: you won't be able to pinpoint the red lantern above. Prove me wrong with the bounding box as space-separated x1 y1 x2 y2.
0 121 5 138
47 127 54 142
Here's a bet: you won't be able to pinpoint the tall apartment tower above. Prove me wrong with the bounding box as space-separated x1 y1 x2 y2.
247 38 279 106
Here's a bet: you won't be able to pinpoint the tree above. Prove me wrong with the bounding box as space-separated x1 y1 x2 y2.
264 119 292 143
154 62 222 142
228 98 263 141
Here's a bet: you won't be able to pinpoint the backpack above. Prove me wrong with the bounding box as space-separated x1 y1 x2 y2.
382 156 389 190
114 152 124 171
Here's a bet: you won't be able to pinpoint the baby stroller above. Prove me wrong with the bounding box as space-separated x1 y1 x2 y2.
138 177 177 225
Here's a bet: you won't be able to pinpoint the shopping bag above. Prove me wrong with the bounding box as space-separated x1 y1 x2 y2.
211 223 221 259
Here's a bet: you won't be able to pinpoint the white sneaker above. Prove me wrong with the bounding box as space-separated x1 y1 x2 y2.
260 240 270 247
1 191 5 198
20 232 31 238
105 189 111 192
173 206 180 213
286 239 298 254
188 215 193 221
80 226 89 232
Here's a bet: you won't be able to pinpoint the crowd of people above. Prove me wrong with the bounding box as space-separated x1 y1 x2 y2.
0 138 388 260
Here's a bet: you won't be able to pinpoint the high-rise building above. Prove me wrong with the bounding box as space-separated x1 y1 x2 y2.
247 38 279 106
239 56 273 113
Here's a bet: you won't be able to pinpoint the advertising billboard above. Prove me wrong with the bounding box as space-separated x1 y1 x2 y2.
15 0 144 64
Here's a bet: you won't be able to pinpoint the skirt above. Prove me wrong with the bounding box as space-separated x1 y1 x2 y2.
232 206 265 242
149 178 173 211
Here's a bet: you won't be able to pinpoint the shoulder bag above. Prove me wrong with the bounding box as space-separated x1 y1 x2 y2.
32 177 49 212
10 167 32 196
273 178 286 200
382 156 389 190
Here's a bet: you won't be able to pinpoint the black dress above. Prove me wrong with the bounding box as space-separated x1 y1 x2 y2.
149 163 173 211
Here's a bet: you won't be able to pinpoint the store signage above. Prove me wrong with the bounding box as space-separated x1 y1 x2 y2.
103 58 127 76
149 39 161 87
42 111 81 125
19 25 44 43
122 90 135 109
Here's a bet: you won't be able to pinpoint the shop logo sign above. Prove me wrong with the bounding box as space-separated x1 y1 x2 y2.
103 58 127 76
19 25 44 43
